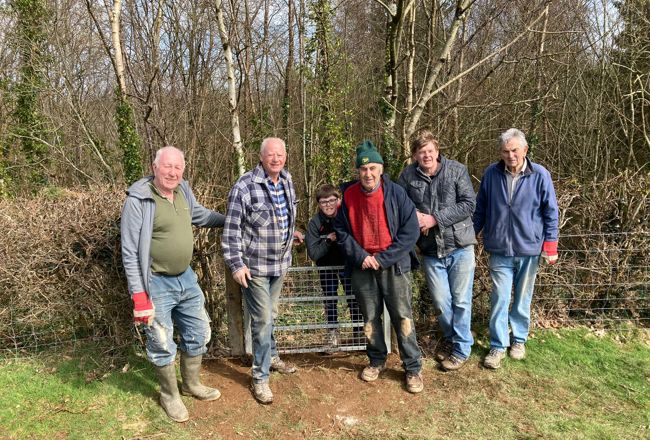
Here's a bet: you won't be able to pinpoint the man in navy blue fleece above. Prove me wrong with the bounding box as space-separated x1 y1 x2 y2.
474 128 559 369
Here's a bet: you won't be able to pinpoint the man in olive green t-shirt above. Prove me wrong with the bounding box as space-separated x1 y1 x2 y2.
121 146 225 423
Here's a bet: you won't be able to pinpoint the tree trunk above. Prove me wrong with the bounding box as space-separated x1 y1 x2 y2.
110 0 127 96
528 4 549 149
283 0 295 143
215 0 245 176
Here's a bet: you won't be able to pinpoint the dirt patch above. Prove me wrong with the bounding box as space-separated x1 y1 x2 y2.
186 350 495 439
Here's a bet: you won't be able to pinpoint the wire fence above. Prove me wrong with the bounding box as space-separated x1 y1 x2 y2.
1 232 647 359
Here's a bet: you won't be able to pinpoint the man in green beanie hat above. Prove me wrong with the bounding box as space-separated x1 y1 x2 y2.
334 140 424 394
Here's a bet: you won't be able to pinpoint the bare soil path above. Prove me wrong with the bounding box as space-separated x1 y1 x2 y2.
188 350 491 439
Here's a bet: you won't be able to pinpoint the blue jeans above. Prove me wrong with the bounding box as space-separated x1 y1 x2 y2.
488 254 540 350
422 246 475 359
243 274 285 384
145 267 211 367
351 266 422 373
319 269 362 324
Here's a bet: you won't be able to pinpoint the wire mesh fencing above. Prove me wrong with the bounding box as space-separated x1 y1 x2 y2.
1 232 647 359
530 232 649 326
265 232 649 354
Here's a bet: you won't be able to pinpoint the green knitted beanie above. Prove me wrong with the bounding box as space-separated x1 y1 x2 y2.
355 140 384 168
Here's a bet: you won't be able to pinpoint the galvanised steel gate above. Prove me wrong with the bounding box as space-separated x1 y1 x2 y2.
243 266 393 355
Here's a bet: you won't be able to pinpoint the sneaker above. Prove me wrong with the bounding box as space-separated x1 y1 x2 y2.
509 342 526 360
326 329 339 347
440 354 467 371
270 356 297 374
251 381 273 404
360 364 385 382
405 371 424 394
483 348 506 369
434 340 452 362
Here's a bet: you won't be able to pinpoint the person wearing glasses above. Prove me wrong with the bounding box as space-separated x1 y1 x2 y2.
306 184 362 347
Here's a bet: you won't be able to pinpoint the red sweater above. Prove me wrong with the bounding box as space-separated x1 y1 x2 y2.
344 182 392 254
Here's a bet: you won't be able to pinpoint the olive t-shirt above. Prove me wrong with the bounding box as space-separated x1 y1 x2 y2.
149 185 194 275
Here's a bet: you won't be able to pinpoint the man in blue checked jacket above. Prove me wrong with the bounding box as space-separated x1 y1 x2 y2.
221 137 304 404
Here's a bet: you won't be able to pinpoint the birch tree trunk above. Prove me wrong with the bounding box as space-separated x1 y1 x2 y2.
402 1 550 153
215 0 245 176
528 4 549 149
283 0 295 143
109 0 126 96
401 0 472 150
452 19 466 149
375 0 415 175
405 6 416 118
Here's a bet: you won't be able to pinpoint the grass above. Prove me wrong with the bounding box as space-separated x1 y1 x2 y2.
0 328 648 439
355 327 649 440
0 348 191 439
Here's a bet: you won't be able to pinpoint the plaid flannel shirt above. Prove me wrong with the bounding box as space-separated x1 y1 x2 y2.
222 163 297 277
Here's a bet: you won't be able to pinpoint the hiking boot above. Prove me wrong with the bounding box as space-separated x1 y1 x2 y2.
483 348 506 369
441 354 467 371
434 340 452 362
180 354 221 401
155 364 189 423
270 356 297 374
509 342 526 360
251 381 273 404
360 364 385 382
405 371 424 394
326 329 339 347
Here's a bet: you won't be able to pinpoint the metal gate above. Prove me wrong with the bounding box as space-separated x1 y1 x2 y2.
243 266 392 355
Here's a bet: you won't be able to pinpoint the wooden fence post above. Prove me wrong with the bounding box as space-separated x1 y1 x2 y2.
224 265 245 356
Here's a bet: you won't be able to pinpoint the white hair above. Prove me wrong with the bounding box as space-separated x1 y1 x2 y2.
153 146 185 166
499 128 528 149
260 137 286 156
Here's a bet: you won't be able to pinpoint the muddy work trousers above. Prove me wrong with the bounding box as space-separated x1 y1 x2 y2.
351 266 422 373
144 266 211 367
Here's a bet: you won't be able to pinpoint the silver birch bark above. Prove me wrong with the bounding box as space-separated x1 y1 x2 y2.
215 0 245 176
109 0 126 96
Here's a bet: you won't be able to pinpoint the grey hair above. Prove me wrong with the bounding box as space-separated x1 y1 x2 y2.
499 128 528 149
153 146 185 166
260 137 286 155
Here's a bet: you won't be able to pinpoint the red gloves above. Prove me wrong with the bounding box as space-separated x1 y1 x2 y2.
132 291 155 326
541 241 558 265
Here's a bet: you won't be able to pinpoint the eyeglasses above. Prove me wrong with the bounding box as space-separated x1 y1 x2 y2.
318 198 339 206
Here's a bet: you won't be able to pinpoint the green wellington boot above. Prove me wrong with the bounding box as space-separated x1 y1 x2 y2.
155 363 189 422
180 354 221 401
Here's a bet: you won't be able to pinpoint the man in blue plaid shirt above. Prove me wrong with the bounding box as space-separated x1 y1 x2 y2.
222 137 304 404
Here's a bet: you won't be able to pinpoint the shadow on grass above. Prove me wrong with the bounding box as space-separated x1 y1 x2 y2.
50 343 159 403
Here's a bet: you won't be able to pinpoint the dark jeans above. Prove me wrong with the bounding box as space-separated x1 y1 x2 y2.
319 269 362 325
351 266 422 373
